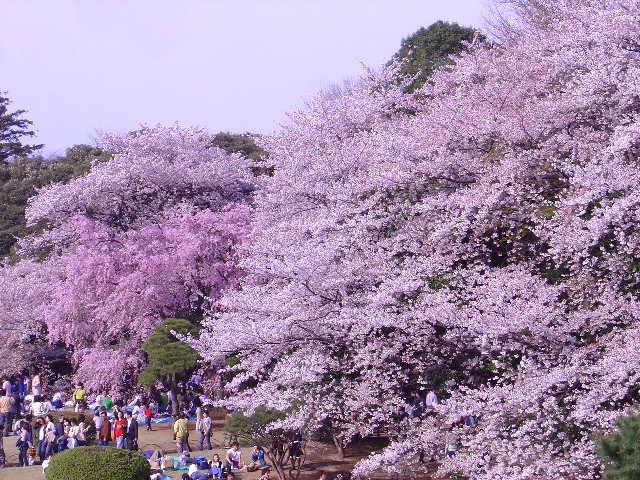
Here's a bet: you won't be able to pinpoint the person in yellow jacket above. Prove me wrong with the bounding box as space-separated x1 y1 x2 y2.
0 389 14 437
71 383 87 412
173 413 190 453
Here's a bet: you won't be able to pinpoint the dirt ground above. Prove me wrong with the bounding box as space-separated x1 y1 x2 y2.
0 409 420 480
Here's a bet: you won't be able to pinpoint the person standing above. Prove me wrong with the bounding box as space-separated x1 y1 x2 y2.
21 374 30 399
425 389 438 409
1 377 11 398
142 404 153 431
17 421 30 466
173 413 190 453
31 372 41 396
77 414 88 446
14 374 25 398
10 391 20 431
72 383 87 412
410 391 425 418
198 410 212 450
125 411 138 451
42 415 56 457
0 389 14 437
194 404 203 436
67 418 80 449
0 430 5 468
113 411 126 449
35 417 46 462
55 415 67 452
98 411 112 446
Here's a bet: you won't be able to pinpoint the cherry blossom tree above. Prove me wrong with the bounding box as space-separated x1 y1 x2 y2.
193 1 640 478
20 125 254 391
0 258 58 375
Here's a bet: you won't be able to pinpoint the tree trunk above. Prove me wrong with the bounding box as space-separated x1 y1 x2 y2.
170 375 179 417
266 450 287 480
332 433 345 458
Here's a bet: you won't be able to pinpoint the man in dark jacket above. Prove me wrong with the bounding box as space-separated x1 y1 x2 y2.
125 411 138 450
55 415 67 452
10 392 20 431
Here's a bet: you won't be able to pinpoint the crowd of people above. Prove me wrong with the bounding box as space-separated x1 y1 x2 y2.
0 370 278 480
0 372 208 465
0 371 452 479
155 443 271 480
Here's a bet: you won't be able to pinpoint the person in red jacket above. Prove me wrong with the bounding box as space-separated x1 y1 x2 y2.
113 411 126 449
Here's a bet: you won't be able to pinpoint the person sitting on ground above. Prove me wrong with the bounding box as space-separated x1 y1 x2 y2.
29 395 51 417
51 390 64 409
179 452 198 466
150 469 165 480
247 444 266 470
208 453 223 478
445 425 461 458
225 441 243 470
92 391 105 409
188 461 213 480
102 392 114 412
259 467 271 480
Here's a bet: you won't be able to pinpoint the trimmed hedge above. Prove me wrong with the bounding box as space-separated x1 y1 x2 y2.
45 446 151 480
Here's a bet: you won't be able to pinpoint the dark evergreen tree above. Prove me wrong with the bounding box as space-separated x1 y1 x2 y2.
138 318 200 416
0 93 43 162
212 132 272 175
0 145 112 257
392 21 484 92
597 412 640 480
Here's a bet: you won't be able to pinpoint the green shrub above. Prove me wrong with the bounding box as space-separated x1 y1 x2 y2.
597 412 640 480
45 446 150 480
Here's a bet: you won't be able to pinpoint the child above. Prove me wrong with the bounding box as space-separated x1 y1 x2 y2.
142 404 153 431
259 468 271 480
42 453 52 474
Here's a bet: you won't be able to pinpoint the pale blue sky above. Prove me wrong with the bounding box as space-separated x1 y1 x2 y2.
0 0 487 155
